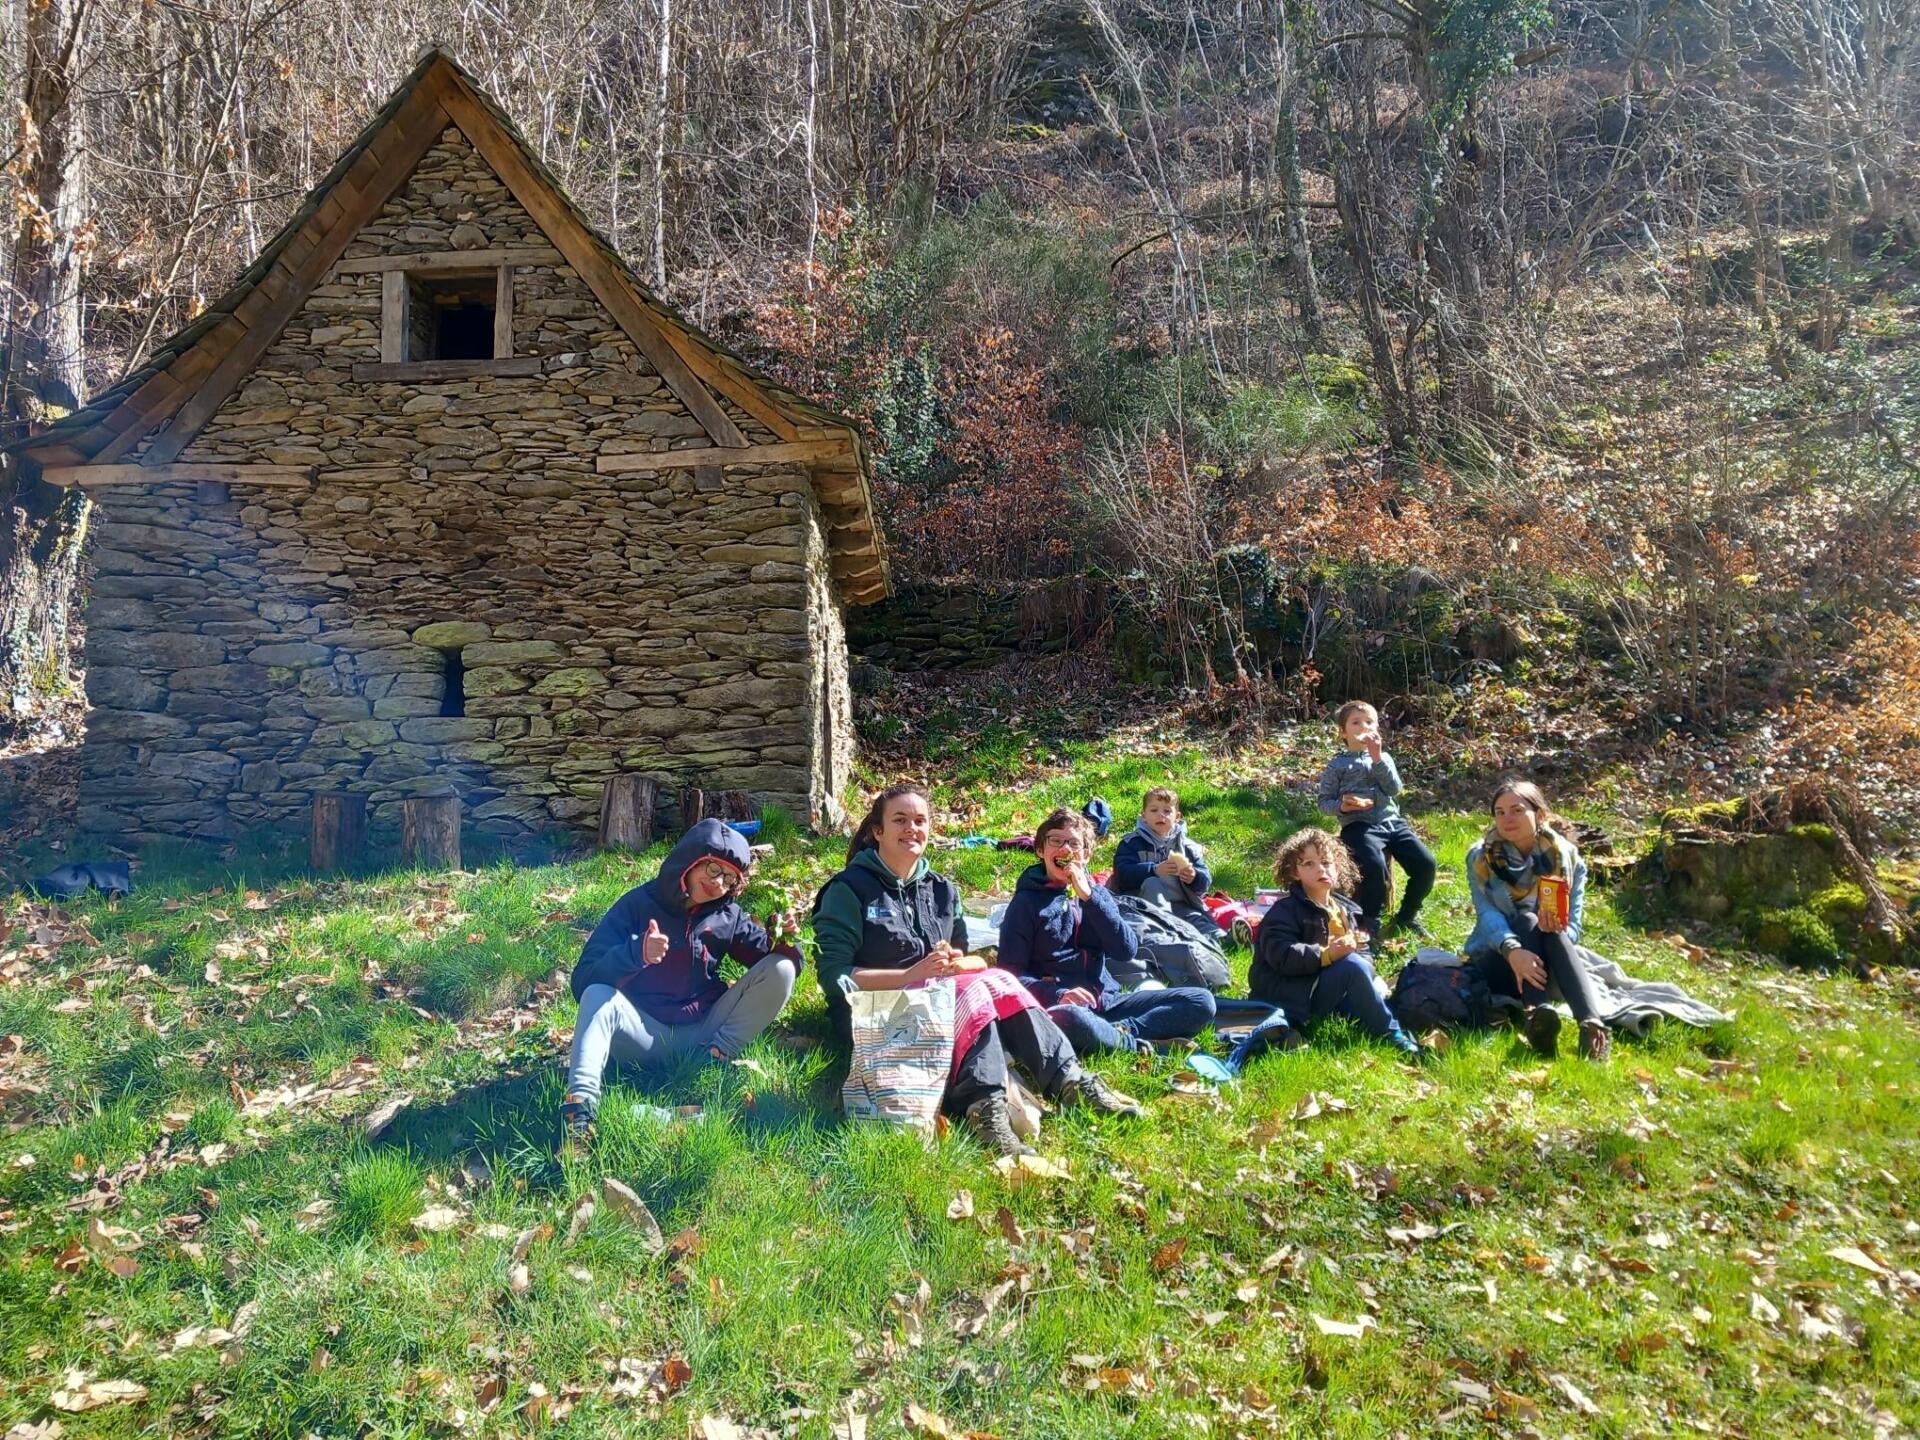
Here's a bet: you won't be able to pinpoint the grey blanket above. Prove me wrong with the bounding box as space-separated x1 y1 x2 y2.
1489 945 1732 1035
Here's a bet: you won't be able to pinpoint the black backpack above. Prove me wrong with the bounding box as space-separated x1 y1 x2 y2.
1389 960 1492 1033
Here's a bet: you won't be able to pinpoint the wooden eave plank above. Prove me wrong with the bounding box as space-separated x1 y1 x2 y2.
88 320 244 462
597 439 849 474
434 76 748 450
335 246 561 274
650 323 799 441
139 75 455 468
43 463 316 489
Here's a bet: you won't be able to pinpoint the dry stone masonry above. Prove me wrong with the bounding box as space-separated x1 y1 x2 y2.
45 76 879 849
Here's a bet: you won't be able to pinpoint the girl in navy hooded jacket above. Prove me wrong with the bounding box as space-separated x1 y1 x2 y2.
996 807 1216 1057
561 819 800 1143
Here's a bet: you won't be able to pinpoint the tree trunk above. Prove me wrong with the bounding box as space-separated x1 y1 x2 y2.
309 792 368 873
598 774 658 851
0 0 91 740
402 795 463 869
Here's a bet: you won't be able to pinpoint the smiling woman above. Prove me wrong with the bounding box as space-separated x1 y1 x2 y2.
811 784 1145 1157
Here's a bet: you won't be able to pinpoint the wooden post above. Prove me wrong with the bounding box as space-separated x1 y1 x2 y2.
680 786 708 832
716 788 754 821
402 794 462 869
599 774 657 851
309 792 368 873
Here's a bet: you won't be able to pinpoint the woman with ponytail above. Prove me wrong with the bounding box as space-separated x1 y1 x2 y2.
1465 780 1610 1062
813 784 1145 1157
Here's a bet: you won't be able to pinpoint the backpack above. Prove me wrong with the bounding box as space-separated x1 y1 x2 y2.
1388 958 1491 1033
1111 893 1233 991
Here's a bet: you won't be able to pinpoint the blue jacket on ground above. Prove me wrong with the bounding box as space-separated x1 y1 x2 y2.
994 863 1136 1008
570 820 790 1026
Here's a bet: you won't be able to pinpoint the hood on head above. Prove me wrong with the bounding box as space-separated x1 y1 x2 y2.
652 819 754 913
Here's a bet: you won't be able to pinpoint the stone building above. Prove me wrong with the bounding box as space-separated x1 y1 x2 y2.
13 49 887 847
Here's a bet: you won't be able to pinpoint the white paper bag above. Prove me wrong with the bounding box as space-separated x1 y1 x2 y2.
843 979 956 1137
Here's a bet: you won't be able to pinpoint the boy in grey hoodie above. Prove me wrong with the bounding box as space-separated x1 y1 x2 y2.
1316 701 1437 939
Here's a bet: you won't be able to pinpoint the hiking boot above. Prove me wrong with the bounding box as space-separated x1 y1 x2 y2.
1522 1005 1562 1058
963 1094 1035 1158
559 1096 597 1154
1577 1020 1612 1064
1057 1070 1146 1118
1389 916 1436 943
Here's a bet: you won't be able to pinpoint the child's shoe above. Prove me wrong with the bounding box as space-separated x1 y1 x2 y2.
559 1096 597 1155
1577 1021 1612 1064
1384 1025 1425 1061
1522 1005 1562 1058
1388 915 1435 943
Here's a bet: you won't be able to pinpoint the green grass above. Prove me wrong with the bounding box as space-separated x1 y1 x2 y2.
2 734 1917 1436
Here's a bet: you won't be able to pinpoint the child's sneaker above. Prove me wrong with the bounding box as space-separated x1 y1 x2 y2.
1577 1021 1612 1064
1522 1005 1562 1058
1384 1025 1425 1061
559 1096 596 1154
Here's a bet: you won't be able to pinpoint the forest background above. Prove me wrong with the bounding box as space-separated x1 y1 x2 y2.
2 0 1918 834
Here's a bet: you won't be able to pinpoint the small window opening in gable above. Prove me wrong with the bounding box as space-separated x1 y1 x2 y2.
407 273 497 361
439 650 467 718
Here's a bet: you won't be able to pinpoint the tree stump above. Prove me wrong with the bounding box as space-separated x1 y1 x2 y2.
715 788 755 821
402 794 462 869
309 792 368 873
599 774 658 851
680 786 709 832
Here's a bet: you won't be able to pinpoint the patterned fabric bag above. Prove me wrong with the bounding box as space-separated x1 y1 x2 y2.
842 979 957 1136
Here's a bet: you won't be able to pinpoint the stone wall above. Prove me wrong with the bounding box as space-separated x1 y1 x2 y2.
846 578 1105 671
79 127 852 846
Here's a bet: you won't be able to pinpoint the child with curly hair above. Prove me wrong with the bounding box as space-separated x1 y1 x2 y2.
1247 827 1423 1058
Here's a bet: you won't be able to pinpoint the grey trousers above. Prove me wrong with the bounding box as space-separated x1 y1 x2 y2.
565 957 798 1108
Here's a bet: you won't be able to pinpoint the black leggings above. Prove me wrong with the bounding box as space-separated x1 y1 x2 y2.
1472 910 1605 1024
947 1007 1079 1114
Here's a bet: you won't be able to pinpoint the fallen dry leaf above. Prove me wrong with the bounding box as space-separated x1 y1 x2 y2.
1549 1373 1600 1415
1826 1245 1890 1277
946 1190 975 1221
993 1153 1069 1188
49 1372 148 1413
661 1354 693 1393
563 1195 595 1247
600 1178 665 1254
1310 1313 1376 1339
413 1205 462 1234
902 1404 959 1438
1150 1237 1189 1273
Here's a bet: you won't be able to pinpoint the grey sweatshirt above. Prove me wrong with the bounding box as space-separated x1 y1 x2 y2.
1316 748 1405 826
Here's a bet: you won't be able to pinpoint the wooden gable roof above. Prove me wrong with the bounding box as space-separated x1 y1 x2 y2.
18 48 889 605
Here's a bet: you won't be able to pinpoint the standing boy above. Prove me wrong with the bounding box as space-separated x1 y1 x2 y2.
1316 701 1437 940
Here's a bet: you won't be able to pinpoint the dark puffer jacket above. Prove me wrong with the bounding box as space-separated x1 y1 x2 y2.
993 863 1136 1008
1248 884 1371 996
570 820 792 1025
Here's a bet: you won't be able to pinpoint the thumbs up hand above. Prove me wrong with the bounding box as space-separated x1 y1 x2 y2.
642 919 668 966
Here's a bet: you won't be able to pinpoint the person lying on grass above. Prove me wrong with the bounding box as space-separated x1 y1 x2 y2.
1465 779 1610 1063
1109 786 1213 927
996 806 1217 1059
1247 828 1424 1059
812 784 1144 1159
561 819 801 1146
